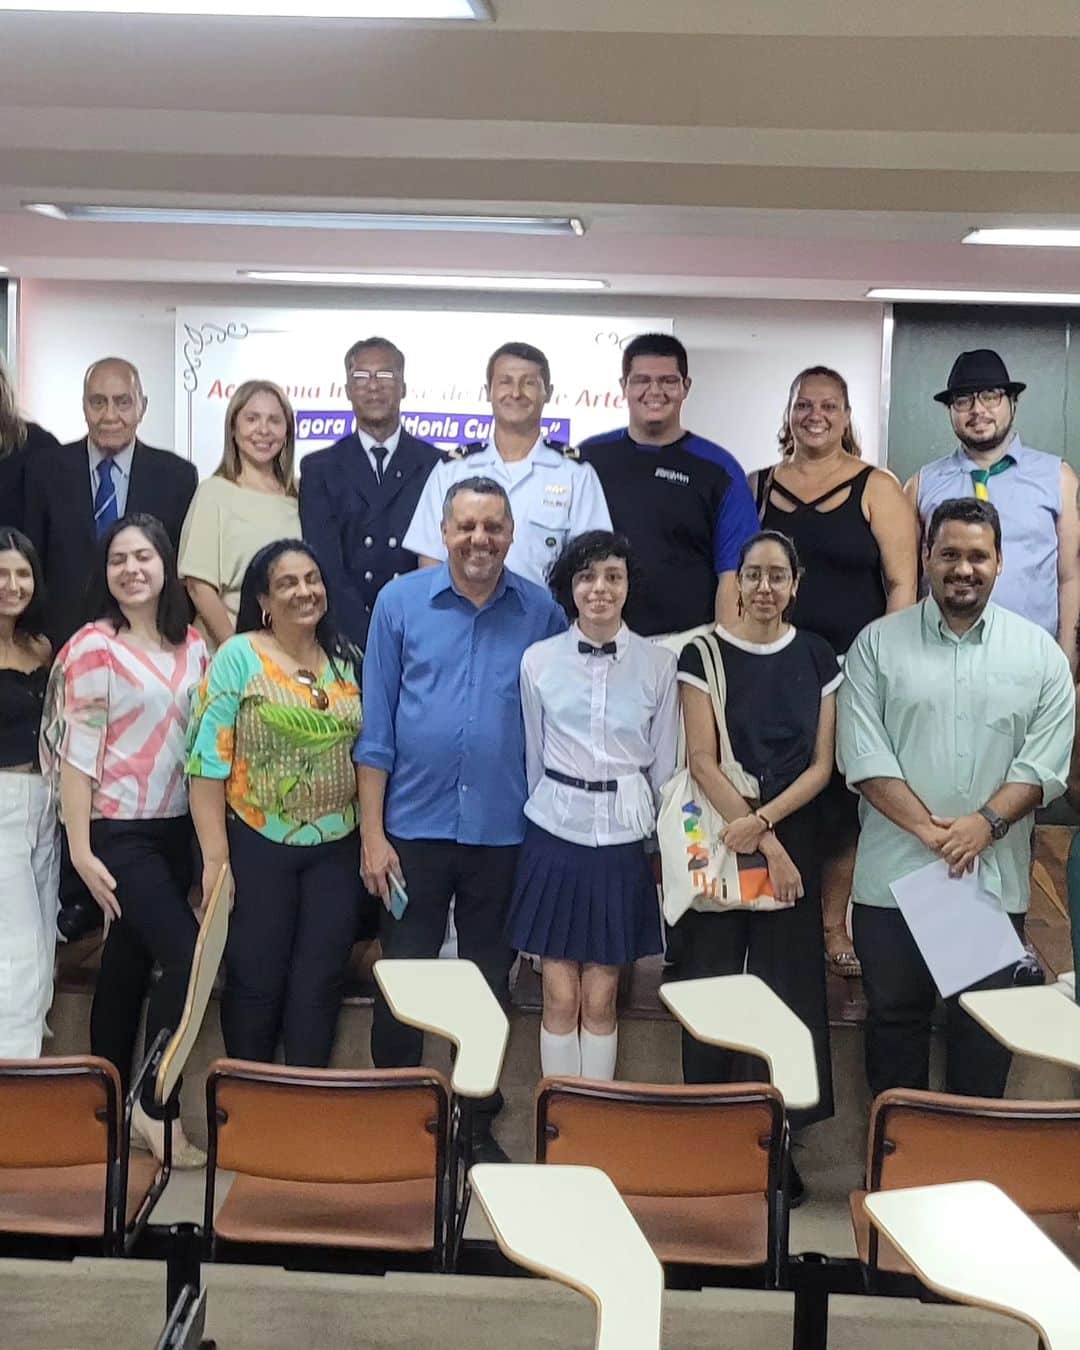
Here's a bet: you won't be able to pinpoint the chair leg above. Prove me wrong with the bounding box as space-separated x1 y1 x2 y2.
165 1222 204 1315
791 1255 832 1350
448 1097 474 1271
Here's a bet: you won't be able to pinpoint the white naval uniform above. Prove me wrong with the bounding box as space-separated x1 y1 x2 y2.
402 436 613 585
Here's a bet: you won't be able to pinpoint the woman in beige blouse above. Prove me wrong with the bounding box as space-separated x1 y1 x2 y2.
179 380 302 648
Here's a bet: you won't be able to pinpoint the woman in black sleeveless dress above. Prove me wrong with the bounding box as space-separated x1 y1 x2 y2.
752 366 918 976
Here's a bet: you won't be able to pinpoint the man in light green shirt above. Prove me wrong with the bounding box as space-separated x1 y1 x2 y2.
838 497 1074 1099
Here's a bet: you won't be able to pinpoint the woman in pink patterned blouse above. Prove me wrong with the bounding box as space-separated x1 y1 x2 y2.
44 514 209 1167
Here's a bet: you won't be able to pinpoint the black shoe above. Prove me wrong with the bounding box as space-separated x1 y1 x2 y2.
1012 944 1046 987
786 1159 806 1209
57 897 104 943
471 1126 510 1166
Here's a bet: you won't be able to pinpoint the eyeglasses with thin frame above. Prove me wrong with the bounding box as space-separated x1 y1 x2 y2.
949 388 1006 413
740 566 793 589
346 369 399 385
624 374 685 391
293 669 330 711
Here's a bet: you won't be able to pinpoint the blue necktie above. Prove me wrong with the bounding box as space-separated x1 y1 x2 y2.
94 458 119 537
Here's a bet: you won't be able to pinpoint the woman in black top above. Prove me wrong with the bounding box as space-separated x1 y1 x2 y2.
675 531 840 1194
0 528 58 1057
751 366 918 977
0 361 59 535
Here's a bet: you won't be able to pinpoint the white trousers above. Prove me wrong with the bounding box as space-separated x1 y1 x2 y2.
0 772 60 1057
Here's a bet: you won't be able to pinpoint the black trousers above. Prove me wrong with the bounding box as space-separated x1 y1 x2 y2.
224 816 360 1068
853 903 1024 1098
88 816 197 1112
675 900 835 1130
371 836 518 1107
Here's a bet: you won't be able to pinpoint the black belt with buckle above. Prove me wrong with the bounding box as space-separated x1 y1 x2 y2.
545 768 617 793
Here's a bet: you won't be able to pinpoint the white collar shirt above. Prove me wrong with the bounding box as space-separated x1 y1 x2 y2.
520 622 679 846
357 424 402 477
87 439 136 518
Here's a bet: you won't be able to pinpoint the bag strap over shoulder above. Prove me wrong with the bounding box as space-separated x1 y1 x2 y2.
689 632 759 801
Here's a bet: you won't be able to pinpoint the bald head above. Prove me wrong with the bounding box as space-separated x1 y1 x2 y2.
83 356 148 455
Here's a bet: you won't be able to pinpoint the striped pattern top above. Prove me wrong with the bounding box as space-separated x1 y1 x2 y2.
46 621 209 820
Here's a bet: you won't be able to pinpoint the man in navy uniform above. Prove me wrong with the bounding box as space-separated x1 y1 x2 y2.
404 341 611 585
580 332 758 636
299 336 440 649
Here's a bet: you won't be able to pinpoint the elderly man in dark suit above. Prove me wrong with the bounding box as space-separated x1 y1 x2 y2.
23 356 197 648
299 336 440 650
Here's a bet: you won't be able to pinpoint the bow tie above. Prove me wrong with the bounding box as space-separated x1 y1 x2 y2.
578 640 617 657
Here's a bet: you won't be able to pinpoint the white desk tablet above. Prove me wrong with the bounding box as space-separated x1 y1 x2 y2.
865 1181 1080 1350
659 973 820 1110
472 1163 664 1350
373 958 509 1099
960 985 1080 1074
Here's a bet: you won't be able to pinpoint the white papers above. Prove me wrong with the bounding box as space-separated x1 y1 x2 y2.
889 859 1026 999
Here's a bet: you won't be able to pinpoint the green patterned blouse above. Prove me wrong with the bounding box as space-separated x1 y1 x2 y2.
186 634 361 845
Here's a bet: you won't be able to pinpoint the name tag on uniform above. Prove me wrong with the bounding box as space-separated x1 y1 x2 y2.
544 483 569 494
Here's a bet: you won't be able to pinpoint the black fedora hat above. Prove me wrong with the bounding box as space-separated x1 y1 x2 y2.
933 349 1026 404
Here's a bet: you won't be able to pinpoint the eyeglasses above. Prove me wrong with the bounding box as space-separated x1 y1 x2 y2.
294 669 330 711
740 567 793 588
625 374 685 391
950 388 1006 412
346 369 398 385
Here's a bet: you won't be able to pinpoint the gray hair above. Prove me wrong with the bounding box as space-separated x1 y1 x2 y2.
82 356 146 405
441 475 514 525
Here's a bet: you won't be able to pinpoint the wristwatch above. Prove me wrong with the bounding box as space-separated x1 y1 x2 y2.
977 806 1010 841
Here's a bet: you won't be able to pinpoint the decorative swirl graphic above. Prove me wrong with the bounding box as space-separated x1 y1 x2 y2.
180 321 250 393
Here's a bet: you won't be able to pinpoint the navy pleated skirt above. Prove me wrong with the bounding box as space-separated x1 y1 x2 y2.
506 820 663 966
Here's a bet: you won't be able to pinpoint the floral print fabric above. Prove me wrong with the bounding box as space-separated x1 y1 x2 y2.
186 634 361 845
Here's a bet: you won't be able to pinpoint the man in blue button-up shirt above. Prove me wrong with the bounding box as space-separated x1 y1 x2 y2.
355 475 566 1153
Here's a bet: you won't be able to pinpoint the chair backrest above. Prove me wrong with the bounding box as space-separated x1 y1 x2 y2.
868 1089 1080 1216
206 1060 449 1185
0 1057 121 1168
155 863 231 1108
536 1077 785 1199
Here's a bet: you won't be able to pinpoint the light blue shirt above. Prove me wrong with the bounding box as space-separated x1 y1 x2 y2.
87 440 135 518
838 597 1074 912
917 436 1062 636
402 436 612 586
355 562 567 845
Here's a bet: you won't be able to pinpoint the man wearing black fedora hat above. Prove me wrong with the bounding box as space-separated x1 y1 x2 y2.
904 348 1080 675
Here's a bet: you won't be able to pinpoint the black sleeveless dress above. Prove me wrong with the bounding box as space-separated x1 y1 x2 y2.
757 464 886 838
757 464 886 656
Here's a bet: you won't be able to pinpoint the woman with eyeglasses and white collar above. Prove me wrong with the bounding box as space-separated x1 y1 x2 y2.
186 538 362 1067
506 530 679 1082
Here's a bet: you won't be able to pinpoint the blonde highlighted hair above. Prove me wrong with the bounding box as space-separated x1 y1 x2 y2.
215 379 298 497
777 365 862 459
0 358 27 458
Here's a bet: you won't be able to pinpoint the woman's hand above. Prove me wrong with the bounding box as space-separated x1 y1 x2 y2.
71 848 121 920
760 835 804 904
200 857 234 915
721 813 768 854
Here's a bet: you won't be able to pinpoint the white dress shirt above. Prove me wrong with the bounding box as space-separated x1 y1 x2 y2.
521 622 679 846
357 424 402 478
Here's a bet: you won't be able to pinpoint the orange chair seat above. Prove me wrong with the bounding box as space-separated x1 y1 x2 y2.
214 1174 437 1251
627 1192 769 1266
851 1190 1080 1275
0 1154 160 1237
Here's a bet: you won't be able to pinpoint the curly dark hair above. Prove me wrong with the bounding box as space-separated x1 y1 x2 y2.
548 529 637 620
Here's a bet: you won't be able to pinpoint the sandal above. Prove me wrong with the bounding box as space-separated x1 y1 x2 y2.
131 1101 207 1171
824 925 862 979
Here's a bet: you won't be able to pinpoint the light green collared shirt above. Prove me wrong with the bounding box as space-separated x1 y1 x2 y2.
837 598 1074 912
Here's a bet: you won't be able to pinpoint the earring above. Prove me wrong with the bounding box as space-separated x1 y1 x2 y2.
261 609 272 630
736 594 745 616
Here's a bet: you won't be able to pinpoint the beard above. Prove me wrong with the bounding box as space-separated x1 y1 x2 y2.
956 408 1015 454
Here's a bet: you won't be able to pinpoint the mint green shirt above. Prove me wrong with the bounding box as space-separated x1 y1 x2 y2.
837 598 1074 912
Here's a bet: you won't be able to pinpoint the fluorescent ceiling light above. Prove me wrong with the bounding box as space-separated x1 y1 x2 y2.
241 271 608 292
0 0 487 15
25 204 581 236
867 288 1080 305
963 228 1080 248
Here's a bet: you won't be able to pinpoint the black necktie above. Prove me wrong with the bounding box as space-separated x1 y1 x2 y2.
372 446 387 483
578 640 617 657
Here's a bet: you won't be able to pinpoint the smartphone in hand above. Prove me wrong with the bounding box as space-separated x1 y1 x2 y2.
389 872 409 921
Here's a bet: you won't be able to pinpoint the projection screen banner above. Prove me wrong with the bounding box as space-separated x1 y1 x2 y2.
174 308 674 477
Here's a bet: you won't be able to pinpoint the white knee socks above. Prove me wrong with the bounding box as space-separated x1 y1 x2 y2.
540 1026 581 1077
579 1027 618 1080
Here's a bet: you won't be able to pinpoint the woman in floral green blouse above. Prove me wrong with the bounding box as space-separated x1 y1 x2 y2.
187 538 361 1066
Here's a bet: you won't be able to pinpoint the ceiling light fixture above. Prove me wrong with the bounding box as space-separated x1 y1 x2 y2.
1 0 487 16
241 271 608 291
963 228 1080 248
867 287 1080 305
25 204 583 236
